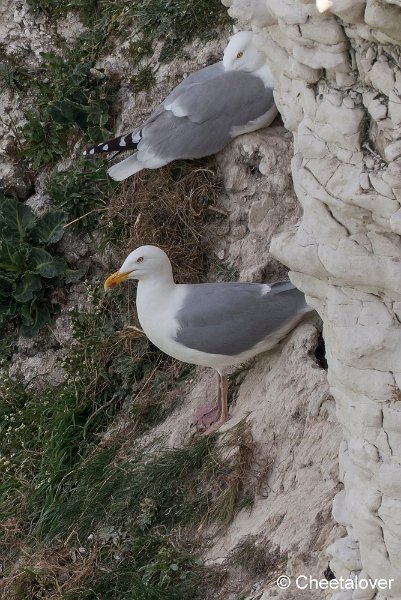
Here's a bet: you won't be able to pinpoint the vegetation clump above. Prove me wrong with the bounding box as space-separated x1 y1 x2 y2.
130 0 230 62
28 0 230 62
0 284 187 522
0 56 31 95
129 65 157 94
20 51 119 169
0 196 83 337
123 39 153 66
45 159 117 230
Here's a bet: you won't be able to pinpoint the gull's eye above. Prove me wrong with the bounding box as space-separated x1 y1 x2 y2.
236 51 243 59
136 256 144 263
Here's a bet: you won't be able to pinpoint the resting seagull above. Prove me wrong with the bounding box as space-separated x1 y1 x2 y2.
104 246 312 432
84 31 277 181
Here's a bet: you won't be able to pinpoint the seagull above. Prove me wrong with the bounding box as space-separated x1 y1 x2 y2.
103 246 313 433
83 31 277 181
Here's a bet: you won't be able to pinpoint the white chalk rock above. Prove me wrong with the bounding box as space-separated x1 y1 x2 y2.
369 59 396 97
385 141 401 162
242 0 401 592
365 0 401 43
390 208 401 235
332 490 351 526
327 536 363 572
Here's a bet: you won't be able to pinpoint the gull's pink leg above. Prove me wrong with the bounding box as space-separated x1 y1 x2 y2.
193 371 222 430
202 374 229 434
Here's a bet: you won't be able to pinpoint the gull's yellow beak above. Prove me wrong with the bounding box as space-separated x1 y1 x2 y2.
104 270 130 290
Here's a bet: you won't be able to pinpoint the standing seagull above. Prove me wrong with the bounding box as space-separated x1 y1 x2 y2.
104 246 313 433
84 31 277 181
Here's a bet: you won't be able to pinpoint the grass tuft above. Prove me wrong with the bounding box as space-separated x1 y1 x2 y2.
129 65 157 94
205 420 258 526
45 158 117 230
103 160 223 282
228 535 281 577
130 0 230 62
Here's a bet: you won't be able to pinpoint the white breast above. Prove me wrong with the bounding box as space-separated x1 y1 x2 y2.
136 281 181 349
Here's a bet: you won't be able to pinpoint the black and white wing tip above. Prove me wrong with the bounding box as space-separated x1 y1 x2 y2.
83 131 139 157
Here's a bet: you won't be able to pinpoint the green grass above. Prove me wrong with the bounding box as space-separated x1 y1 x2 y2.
45 158 117 230
28 0 99 21
4 432 219 598
16 424 251 599
34 435 217 541
0 56 31 95
123 39 153 66
1 353 255 598
129 65 157 94
130 0 230 62
0 285 180 522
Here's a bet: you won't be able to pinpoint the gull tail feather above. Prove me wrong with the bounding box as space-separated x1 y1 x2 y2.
83 131 140 156
107 154 145 181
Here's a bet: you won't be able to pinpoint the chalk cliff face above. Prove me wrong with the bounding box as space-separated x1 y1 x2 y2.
223 0 401 596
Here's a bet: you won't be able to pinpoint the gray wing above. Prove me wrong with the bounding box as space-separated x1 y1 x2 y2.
162 68 272 124
137 70 274 162
174 282 309 356
161 62 226 106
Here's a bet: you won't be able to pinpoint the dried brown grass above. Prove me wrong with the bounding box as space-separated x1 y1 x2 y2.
0 540 105 600
104 160 223 283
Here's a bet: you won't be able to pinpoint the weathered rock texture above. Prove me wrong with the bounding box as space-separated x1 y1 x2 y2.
0 0 53 198
223 0 401 597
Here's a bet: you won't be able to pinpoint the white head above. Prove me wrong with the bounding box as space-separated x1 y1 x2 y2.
223 31 266 73
316 0 333 12
104 245 173 289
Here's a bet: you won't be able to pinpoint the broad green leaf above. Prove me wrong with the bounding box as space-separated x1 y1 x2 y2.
32 210 67 244
14 273 42 303
0 242 18 271
0 275 14 305
0 243 29 274
0 197 35 243
0 273 13 289
49 99 89 129
11 248 29 271
64 268 86 284
20 302 34 326
30 248 66 278
0 297 17 317
20 302 50 337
